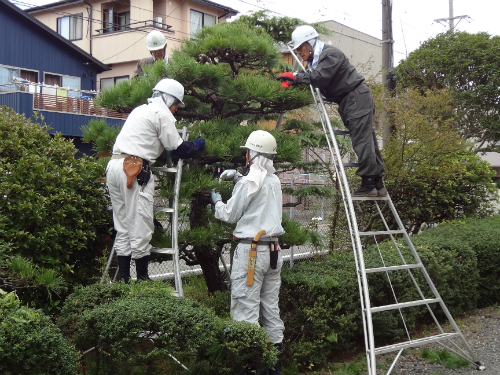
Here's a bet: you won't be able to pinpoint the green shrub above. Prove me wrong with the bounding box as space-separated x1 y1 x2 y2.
0 107 112 311
418 216 500 306
58 282 277 375
0 289 80 375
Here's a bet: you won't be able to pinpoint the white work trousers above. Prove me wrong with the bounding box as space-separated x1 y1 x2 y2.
106 158 154 259
230 243 285 344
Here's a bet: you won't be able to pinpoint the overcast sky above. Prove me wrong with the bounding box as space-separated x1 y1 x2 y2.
13 0 500 66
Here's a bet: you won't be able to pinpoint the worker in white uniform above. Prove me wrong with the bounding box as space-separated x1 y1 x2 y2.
212 130 284 375
107 78 205 282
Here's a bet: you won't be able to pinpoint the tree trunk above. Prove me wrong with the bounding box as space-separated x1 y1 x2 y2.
189 191 228 294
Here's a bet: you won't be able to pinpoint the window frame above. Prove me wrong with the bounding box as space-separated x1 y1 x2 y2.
100 75 129 91
0 64 39 92
43 72 81 90
190 9 217 37
56 13 83 41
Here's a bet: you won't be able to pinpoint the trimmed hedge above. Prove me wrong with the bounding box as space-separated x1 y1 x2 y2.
279 215 499 369
58 282 278 375
0 290 80 375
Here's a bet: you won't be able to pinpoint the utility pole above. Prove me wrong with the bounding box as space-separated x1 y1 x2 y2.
434 0 469 30
381 0 395 146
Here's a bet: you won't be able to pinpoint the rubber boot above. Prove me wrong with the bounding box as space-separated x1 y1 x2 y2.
117 255 131 283
375 175 387 197
269 342 282 375
135 255 151 281
353 176 377 197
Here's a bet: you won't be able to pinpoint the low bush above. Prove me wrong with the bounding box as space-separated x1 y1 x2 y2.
279 214 486 370
0 289 80 375
58 282 277 375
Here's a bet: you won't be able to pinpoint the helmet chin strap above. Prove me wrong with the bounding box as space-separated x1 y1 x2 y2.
306 44 314 62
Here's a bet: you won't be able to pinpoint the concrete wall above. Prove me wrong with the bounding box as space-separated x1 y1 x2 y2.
320 20 382 81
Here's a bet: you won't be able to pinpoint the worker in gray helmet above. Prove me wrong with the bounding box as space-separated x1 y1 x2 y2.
107 78 205 282
212 130 284 375
279 25 386 197
133 30 168 78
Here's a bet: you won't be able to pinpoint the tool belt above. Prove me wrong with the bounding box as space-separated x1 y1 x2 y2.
112 153 151 189
238 237 280 270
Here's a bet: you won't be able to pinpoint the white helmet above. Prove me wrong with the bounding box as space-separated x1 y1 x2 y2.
290 25 319 50
146 30 167 51
240 130 277 155
153 78 185 107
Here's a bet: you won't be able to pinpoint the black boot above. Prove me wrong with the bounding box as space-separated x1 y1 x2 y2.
353 176 377 197
269 342 282 375
135 255 151 281
117 255 131 283
375 175 387 197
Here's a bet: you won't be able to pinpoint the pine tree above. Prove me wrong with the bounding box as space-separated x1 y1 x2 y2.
91 22 333 293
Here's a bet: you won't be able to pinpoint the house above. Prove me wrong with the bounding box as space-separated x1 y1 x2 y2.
0 0 126 154
27 0 239 90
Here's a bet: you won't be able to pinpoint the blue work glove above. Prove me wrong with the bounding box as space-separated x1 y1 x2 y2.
219 169 243 183
193 138 205 151
211 190 222 204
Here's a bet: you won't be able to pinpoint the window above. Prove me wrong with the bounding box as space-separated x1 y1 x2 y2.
0 65 38 92
43 73 80 97
57 13 83 40
190 10 216 37
103 8 130 33
100 76 129 91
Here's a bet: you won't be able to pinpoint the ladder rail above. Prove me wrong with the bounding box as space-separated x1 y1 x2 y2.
286 44 377 373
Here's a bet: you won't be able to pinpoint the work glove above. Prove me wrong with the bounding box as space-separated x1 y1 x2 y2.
219 169 242 183
211 190 222 204
193 138 205 151
277 72 295 89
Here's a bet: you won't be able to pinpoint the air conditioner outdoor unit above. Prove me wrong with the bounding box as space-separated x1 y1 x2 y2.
153 17 162 28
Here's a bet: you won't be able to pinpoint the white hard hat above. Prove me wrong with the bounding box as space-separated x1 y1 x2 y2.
240 130 277 155
290 25 319 50
146 30 167 51
153 78 185 107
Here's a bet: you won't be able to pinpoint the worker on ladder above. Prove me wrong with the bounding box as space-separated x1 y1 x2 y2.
212 130 284 375
107 78 205 282
134 30 168 78
279 25 386 197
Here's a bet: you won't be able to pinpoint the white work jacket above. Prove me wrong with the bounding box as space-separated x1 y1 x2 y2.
215 174 285 239
112 102 183 163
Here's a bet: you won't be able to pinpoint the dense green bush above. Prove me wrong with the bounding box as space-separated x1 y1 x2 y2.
416 216 500 306
58 282 277 375
0 289 80 375
0 107 112 311
279 215 487 370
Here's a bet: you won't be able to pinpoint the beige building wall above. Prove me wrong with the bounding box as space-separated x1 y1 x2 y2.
320 20 382 82
29 0 235 90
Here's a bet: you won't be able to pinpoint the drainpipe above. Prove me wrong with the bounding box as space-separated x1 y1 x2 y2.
84 0 93 56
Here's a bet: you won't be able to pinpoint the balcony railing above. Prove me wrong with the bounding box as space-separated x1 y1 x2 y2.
0 80 127 119
95 20 173 35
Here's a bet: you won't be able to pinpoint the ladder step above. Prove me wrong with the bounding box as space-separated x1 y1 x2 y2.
351 196 389 201
371 298 441 313
151 247 175 255
359 229 405 236
153 207 174 213
343 163 359 168
373 332 461 355
365 263 422 274
326 130 350 135
151 167 177 173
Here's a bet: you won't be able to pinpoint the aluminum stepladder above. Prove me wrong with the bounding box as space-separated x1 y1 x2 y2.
286 45 482 374
101 127 188 298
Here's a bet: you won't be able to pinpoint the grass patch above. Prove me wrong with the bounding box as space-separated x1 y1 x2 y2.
419 349 470 369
